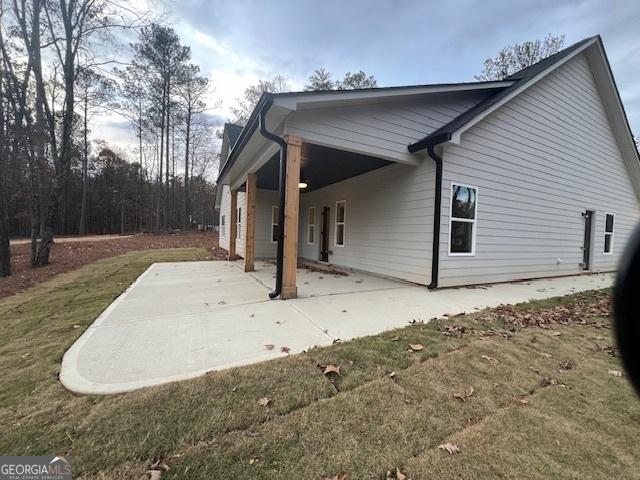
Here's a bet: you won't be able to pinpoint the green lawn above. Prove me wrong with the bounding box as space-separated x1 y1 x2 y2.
0 250 638 479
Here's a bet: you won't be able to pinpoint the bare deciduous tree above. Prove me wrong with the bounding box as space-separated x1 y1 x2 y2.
335 70 377 90
475 34 565 81
231 74 289 126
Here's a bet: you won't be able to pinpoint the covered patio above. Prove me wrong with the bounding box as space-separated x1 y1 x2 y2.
225 134 423 299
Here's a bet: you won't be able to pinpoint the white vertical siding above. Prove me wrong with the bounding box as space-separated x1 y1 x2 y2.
297 161 435 284
438 52 640 287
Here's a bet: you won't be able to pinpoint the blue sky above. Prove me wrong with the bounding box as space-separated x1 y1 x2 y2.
104 0 640 147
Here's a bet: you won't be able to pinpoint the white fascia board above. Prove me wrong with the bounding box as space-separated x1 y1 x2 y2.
272 82 514 111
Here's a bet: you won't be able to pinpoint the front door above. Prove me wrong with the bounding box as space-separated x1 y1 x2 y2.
320 206 330 262
582 210 594 271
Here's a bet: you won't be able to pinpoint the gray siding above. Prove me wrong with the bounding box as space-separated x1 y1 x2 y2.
297 162 435 285
255 189 279 259
218 185 246 256
438 52 640 287
286 91 494 164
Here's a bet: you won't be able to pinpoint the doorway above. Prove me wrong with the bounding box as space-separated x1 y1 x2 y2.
320 206 330 262
582 210 594 271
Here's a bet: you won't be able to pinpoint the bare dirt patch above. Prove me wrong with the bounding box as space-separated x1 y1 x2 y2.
1 232 226 298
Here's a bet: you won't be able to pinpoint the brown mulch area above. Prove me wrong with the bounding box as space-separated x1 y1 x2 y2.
296 259 349 276
1 232 227 299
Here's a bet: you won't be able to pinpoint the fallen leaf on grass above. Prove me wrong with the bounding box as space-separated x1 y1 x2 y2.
409 343 424 352
608 369 623 377
388 371 397 381
385 468 407 480
264 344 275 350
386 468 407 480
517 397 529 405
559 360 575 370
249 457 260 465
442 325 466 337
481 354 499 363
391 336 400 342
150 459 170 472
453 386 474 401
257 397 272 407
323 364 341 376
280 346 291 354
438 442 460 454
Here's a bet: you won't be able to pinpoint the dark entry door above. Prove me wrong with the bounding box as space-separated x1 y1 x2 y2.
320 207 330 262
582 210 593 271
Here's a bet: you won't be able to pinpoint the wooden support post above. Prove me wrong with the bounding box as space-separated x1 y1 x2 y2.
228 190 237 260
244 173 257 272
282 135 302 299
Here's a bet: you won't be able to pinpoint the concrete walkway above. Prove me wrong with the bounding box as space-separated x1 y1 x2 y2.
60 260 613 394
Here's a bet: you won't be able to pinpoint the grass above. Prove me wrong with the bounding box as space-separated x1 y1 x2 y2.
0 250 638 479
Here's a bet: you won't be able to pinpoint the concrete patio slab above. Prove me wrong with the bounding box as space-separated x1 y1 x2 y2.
60 260 614 395
288 273 613 341
248 260 406 298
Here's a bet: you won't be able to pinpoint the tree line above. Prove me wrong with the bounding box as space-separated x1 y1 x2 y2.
0 2 218 278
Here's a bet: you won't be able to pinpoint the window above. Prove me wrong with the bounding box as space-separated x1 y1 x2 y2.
449 183 478 255
335 201 346 247
236 207 242 240
307 207 316 245
604 213 614 254
221 215 226 237
271 206 279 243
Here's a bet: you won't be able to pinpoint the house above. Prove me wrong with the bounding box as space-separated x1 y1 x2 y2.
214 36 640 299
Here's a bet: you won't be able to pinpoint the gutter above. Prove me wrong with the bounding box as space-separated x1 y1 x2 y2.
257 97 287 299
426 143 444 289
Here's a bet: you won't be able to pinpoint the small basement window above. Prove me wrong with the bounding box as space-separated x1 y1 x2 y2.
449 183 478 255
236 207 242 240
604 213 614 254
335 201 346 247
271 206 279 243
221 215 225 237
307 207 316 245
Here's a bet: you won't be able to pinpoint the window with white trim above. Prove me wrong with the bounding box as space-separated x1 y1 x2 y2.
335 201 346 247
221 215 226 237
307 207 316 245
271 206 279 243
236 207 242 240
604 213 614 254
449 184 478 255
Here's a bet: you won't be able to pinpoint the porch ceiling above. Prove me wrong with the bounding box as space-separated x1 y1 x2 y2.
255 142 392 192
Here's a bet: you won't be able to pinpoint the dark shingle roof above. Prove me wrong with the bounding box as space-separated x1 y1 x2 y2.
408 36 598 152
225 123 244 149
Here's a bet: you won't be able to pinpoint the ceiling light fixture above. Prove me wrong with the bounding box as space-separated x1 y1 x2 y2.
298 181 308 189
